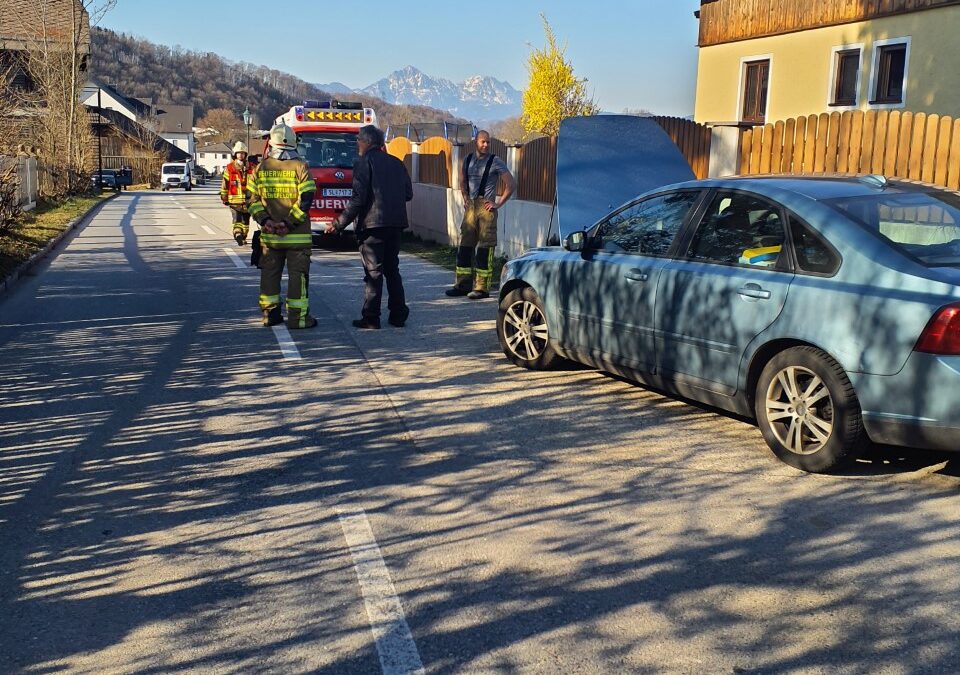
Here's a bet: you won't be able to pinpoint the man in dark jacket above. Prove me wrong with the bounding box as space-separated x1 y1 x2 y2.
327 125 413 329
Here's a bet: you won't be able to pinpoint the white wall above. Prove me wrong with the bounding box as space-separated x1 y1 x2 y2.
407 184 557 258
162 132 195 157
196 153 230 175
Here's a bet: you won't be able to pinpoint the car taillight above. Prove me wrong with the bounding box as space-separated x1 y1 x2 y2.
915 303 960 355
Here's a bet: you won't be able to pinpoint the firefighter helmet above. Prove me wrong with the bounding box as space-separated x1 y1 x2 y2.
232 141 248 157
269 123 297 150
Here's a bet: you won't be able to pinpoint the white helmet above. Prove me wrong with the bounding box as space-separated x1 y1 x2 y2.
232 141 248 156
269 123 297 150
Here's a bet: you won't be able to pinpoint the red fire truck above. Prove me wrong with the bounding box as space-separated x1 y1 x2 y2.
274 100 377 245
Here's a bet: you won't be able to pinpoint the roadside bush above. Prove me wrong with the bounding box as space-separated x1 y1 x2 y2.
0 162 23 237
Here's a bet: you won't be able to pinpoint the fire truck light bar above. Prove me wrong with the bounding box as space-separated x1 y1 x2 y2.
302 110 365 122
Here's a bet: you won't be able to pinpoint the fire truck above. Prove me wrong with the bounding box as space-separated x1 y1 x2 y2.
274 100 377 245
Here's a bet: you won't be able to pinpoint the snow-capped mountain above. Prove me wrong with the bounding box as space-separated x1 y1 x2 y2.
315 66 522 122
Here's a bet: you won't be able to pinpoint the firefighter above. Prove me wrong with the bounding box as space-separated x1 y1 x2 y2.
445 130 515 299
247 123 318 329
220 141 253 246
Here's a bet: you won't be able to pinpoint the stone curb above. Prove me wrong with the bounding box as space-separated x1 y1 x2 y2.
0 192 119 299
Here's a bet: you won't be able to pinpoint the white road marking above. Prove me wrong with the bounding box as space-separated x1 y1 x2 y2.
223 248 246 269
271 324 302 361
338 507 425 675
188 212 198 219
201 224 216 235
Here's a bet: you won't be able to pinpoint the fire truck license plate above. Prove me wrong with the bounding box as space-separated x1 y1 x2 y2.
322 188 352 197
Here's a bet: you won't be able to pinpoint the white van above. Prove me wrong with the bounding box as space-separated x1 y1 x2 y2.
161 162 191 191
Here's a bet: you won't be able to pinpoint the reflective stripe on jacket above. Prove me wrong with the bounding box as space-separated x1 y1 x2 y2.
220 162 253 207
247 157 317 249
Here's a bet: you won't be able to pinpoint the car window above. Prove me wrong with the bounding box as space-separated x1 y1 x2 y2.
686 192 787 268
826 190 960 267
789 214 840 275
595 191 699 255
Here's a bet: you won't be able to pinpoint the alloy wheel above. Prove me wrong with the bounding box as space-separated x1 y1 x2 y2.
502 299 549 361
764 365 835 455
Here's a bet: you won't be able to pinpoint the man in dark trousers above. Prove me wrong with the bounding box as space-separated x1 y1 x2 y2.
327 125 412 329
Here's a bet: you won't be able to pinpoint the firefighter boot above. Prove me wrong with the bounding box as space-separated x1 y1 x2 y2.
445 245 476 296
262 306 284 327
468 246 493 299
234 230 246 246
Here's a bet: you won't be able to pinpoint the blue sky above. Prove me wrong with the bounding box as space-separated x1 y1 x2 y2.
99 0 703 117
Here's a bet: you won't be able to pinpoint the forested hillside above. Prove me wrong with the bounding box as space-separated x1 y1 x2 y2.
89 28 463 129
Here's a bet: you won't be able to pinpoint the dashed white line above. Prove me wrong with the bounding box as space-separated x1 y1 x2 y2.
188 212 198 219
271 324 302 361
337 507 425 675
223 248 246 269
201 224 216 235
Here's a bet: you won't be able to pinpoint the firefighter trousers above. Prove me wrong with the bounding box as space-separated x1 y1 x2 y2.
454 198 498 292
231 208 251 240
259 247 315 329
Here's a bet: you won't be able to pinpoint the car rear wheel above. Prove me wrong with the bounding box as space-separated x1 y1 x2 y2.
497 287 558 370
755 346 867 473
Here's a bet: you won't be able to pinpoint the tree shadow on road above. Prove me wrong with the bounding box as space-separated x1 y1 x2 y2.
0 232 959 672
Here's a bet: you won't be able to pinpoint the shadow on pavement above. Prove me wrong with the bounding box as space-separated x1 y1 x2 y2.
0 211 958 672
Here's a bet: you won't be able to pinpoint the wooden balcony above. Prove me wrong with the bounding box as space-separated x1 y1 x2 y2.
698 0 960 47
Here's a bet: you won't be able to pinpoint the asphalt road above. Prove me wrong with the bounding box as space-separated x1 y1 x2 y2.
1 185 959 674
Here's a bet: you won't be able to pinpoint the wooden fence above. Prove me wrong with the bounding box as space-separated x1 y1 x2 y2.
385 137 413 175
418 137 453 187
739 110 960 190
516 136 557 203
651 116 712 180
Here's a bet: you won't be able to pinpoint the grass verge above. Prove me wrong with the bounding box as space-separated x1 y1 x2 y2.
400 232 507 286
0 193 109 281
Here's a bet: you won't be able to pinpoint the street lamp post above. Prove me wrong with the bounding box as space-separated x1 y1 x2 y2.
242 107 251 153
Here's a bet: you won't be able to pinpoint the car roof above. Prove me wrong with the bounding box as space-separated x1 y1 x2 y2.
668 175 949 201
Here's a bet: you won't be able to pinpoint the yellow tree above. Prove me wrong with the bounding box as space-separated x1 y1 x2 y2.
521 15 598 136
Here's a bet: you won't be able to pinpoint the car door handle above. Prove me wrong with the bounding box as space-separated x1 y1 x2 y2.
624 269 649 282
738 284 772 300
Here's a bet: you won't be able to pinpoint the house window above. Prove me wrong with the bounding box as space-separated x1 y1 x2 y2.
741 59 770 124
872 41 908 105
831 48 861 107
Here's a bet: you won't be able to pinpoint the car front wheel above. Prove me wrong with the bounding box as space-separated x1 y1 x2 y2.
497 287 559 370
755 346 867 473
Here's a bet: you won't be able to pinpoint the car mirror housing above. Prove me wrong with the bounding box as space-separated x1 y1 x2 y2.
564 231 586 252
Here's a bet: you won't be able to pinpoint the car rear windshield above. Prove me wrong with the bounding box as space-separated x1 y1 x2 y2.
162 164 185 174
825 190 960 266
297 132 358 169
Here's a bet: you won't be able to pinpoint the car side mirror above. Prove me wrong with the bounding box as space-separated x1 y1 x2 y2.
564 231 586 252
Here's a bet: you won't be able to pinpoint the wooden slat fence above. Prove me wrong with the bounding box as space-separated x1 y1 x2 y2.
516 136 557 203
739 110 960 191
651 116 712 179
386 137 413 176
418 136 452 187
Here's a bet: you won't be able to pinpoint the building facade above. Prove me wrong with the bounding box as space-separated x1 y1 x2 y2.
196 143 232 175
156 104 195 158
694 0 960 125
